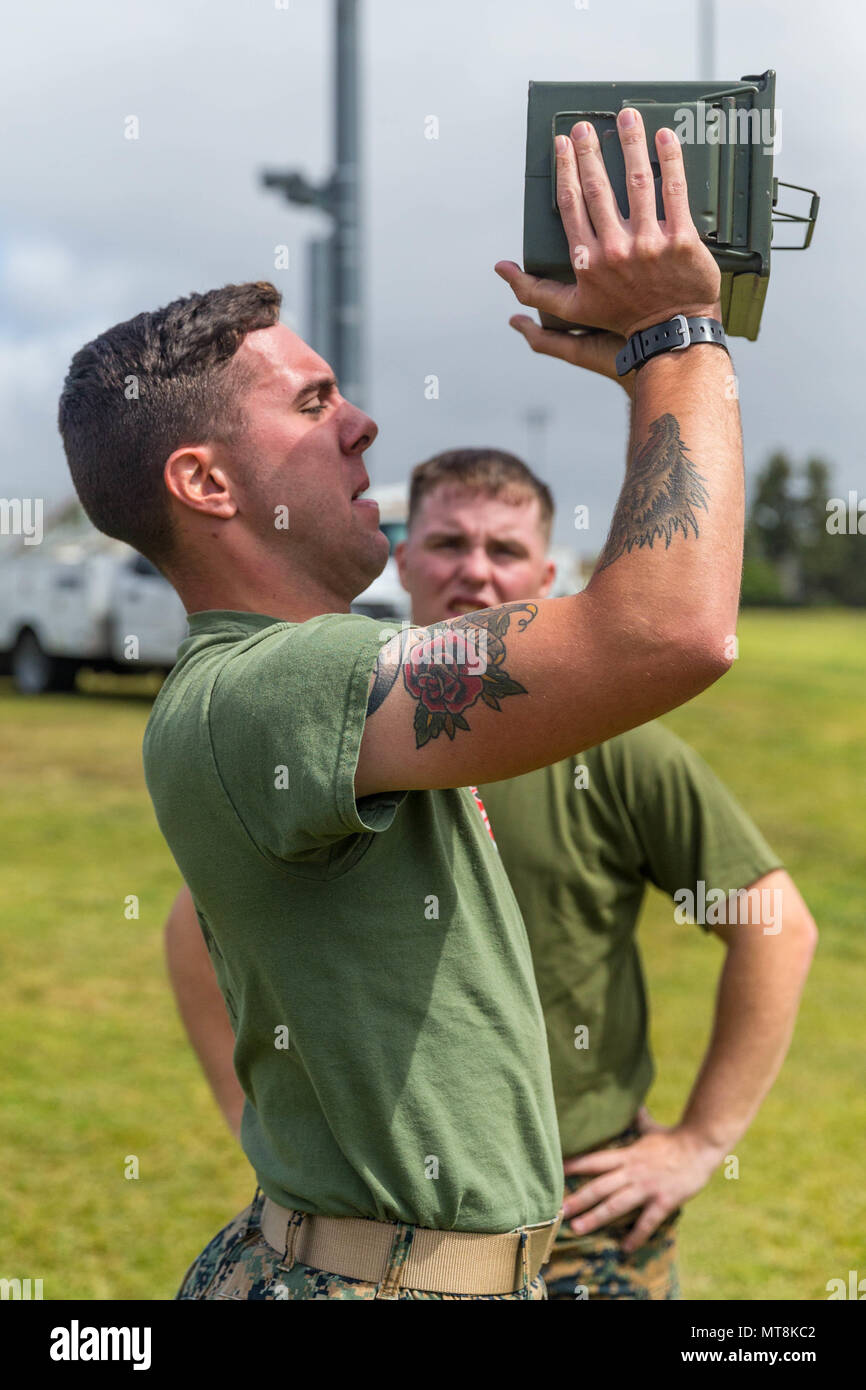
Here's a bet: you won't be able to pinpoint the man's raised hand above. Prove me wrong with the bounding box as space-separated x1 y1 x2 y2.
496 107 721 343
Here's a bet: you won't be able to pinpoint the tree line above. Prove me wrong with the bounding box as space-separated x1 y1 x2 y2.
742 454 866 607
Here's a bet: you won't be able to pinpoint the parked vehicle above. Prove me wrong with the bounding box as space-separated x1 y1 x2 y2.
0 525 188 694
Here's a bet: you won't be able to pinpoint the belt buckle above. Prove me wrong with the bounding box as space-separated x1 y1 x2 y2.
541 1212 562 1264
522 1213 562 1273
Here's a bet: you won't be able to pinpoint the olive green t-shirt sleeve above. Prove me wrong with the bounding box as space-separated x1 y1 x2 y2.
602 722 784 927
207 612 407 869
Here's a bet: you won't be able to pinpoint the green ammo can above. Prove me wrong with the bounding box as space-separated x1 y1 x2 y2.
523 69 819 339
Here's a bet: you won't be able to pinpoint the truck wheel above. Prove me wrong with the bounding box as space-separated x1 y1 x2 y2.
11 632 79 695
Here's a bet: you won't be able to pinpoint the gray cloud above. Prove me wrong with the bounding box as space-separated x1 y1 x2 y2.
0 0 860 546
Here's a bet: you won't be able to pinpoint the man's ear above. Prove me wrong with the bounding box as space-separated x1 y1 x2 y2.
394 538 409 589
538 557 557 599
164 445 237 519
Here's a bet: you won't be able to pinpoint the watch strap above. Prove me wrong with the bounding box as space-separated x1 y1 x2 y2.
615 315 728 376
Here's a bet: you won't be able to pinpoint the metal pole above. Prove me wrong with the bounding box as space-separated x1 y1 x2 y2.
309 236 335 366
334 0 364 408
525 407 550 474
698 0 716 80
260 3 365 408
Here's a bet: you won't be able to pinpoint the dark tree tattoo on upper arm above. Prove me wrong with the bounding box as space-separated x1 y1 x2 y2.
366 603 537 748
598 413 709 571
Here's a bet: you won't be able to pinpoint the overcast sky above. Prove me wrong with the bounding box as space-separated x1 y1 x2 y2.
1 0 861 548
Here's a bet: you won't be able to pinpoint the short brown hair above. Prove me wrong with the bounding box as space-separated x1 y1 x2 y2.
408 448 555 541
58 281 282 568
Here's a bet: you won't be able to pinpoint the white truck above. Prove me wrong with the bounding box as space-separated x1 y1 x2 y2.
0 522 189 694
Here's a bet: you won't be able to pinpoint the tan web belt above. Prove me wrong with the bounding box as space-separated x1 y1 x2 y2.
261 1197 562 1296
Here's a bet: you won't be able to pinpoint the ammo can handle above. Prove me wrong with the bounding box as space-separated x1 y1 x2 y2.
771 180 820 250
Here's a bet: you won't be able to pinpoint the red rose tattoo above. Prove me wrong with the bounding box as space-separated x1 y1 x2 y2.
404 632 485 734
403 603 537 748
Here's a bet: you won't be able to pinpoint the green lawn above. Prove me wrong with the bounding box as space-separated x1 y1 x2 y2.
0 611 863 1300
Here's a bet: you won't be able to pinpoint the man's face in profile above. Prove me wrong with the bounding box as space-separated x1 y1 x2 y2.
223 321 389 600
396 483 556 627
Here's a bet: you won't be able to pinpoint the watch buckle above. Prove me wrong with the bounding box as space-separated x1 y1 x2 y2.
670 313 690 349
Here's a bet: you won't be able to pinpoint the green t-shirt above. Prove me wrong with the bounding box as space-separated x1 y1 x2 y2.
143 610 562 1233
478 722 783 1156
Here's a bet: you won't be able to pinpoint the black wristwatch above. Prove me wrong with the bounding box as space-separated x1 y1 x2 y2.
615 315 728 377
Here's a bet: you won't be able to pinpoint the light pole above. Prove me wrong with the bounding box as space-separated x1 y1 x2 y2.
525 407 551 475
698 0 716 80
261 0 365 408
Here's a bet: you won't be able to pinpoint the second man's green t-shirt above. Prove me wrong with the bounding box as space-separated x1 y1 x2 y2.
478 721 782 1156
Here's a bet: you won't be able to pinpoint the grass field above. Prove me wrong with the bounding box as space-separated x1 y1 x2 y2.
0 610 863 1301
